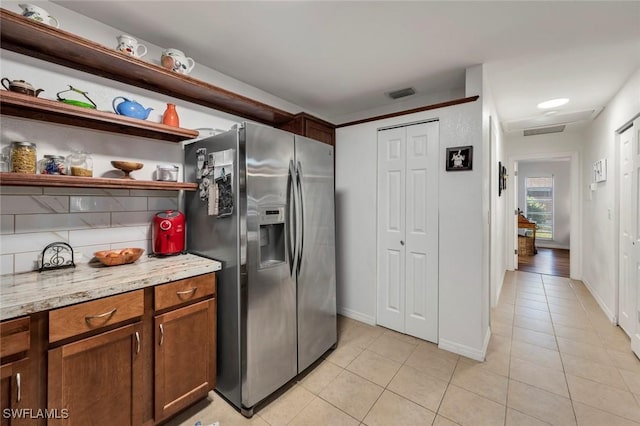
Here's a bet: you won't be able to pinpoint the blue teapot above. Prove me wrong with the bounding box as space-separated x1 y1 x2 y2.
112 96 153 120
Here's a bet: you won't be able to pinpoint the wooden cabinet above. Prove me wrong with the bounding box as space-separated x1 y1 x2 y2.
277 112 336 146
1 317 32 426
48 323 143 426
154 299 216 421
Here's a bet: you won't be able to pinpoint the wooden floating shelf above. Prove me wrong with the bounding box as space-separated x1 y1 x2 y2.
0 91 199 143
0 8 294 126
0 173 198 191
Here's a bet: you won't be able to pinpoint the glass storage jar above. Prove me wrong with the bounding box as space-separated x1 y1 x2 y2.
38 155 66 175
10 141 37 173
0 154 9 172
66 151 93 177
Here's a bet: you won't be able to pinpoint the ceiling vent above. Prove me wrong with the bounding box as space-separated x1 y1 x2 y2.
523 125 566 136
387 87 416 99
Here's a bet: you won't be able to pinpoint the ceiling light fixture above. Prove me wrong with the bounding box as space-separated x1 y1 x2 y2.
537 98 569 109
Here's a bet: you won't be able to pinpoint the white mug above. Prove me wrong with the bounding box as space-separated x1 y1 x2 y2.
116 34 148 58
19 3 60 28
161 48 195 75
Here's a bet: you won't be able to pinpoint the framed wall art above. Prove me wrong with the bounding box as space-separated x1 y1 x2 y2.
446 145 473 171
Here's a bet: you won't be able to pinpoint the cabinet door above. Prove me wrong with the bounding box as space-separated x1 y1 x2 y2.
154 298 216 422
1 358 30 426
48 323 143 426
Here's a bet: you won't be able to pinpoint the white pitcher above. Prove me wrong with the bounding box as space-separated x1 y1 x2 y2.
19 4 60 28
116 34 148 58
161 48 195 75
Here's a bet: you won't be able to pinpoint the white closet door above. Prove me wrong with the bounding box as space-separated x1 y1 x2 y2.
404 122 439 342
619 122 636 337
377 127 406 332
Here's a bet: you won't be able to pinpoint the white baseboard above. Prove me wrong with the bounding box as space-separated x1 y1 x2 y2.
337 306 376 326
581 278 617 324
439 329 490 362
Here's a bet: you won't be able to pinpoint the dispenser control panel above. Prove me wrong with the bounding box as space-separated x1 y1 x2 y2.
259 206 285 224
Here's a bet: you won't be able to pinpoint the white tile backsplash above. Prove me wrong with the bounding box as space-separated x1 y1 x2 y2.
0 255 14 275
70 196 147 212
0 195 69 214
148 197 179 211
15 212 110 233
1 215 14 234
2 192 177 273
0 231 69 255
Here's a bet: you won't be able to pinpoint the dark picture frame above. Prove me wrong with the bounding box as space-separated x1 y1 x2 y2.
502 165 507 192
498 161 504 196
446 145 473 171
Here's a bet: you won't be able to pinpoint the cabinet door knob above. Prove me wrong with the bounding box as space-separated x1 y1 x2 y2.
400 240 405 246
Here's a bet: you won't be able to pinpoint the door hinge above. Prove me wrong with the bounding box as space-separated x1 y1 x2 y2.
515 209 519 215
514 249 518 255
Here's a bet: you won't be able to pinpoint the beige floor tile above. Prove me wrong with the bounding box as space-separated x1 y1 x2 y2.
517 292 548 303
544 288 577 299
433 415 461 425
338 323 382 349
323 343 364 368
451 358 509 404
318 369 383 421
487 333 512 356
516 298 550 312
547 296 583 309
346 349 401 387
607 349 640 373
381 327 420 345
514 315 555 334
598 329 633 352
492 319 514 338
258 385 315 426
517 286 546 295
492 309 514 324
507 380 576 425
505 408 550 426
387 365 448 412
512 326 558 350
515 306 553 322
367 332 417 363
566 374 640 422
298 359 343 395
573 401 640 426
289 397 359 426
550 311 591 330
167 392 268 426
620 369 640 395
474 350 511 377
405 342 459 382
438 384 506 426
553 324 602 346
511 340 563 371
509 357 569 397
561 352 628 390
362 390 436 426
493 301 515 314
556 337 613 365
548 303 586 316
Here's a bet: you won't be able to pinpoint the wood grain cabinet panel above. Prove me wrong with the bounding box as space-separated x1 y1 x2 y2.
1 358 31 426
0 317 30 358
48 290 143 343
154 299 216 422
154 274 216 311
47 323 143 426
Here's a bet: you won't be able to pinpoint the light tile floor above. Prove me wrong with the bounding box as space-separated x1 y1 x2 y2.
167 271 640 425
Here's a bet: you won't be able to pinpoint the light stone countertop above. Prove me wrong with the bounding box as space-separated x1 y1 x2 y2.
0 253 222 321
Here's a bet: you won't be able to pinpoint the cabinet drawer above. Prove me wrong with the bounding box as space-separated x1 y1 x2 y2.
49 290 143 343
0 317 30 358
154 273 216 311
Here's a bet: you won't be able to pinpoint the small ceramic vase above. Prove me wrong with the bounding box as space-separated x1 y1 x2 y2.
162 103 180 127
116 34 148 58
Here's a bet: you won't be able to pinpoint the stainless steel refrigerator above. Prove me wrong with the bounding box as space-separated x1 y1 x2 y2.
184 122 336 417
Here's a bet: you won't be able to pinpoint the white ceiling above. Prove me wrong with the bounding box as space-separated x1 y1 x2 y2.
53 1 640 130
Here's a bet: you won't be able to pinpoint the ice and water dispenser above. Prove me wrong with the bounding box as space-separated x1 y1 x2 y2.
259 206 285 268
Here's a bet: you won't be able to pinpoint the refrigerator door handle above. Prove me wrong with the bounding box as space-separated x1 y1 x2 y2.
287 160 297 276
296 161 305 275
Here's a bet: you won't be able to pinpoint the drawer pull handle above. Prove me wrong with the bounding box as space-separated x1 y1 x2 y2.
135 331 140 354
85 308 117 322
16 373 21 403
176 287 197 297
159 324 164 346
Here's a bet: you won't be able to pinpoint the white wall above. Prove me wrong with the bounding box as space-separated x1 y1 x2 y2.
518 160 571 249
581 69 640 322
0 1 312 274
336 67 489 360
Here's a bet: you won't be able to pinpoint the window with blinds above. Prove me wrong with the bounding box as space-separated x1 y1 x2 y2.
525 176 554 240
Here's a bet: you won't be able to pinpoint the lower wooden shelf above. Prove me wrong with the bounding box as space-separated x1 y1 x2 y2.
0 172 197 191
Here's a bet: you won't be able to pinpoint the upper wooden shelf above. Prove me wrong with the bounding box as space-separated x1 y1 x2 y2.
1 91 199 143
0 173 197 191
0 8 294 126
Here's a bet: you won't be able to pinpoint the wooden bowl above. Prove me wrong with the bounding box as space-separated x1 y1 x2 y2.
111 161 143 179
94 248 144 266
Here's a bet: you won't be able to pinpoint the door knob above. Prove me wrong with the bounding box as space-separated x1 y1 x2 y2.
400 240 405 246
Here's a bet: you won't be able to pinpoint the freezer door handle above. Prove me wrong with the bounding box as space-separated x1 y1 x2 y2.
296 161 305 275
287 160 298 276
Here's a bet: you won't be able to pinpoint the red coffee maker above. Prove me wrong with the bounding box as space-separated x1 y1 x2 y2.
153 210 185 255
